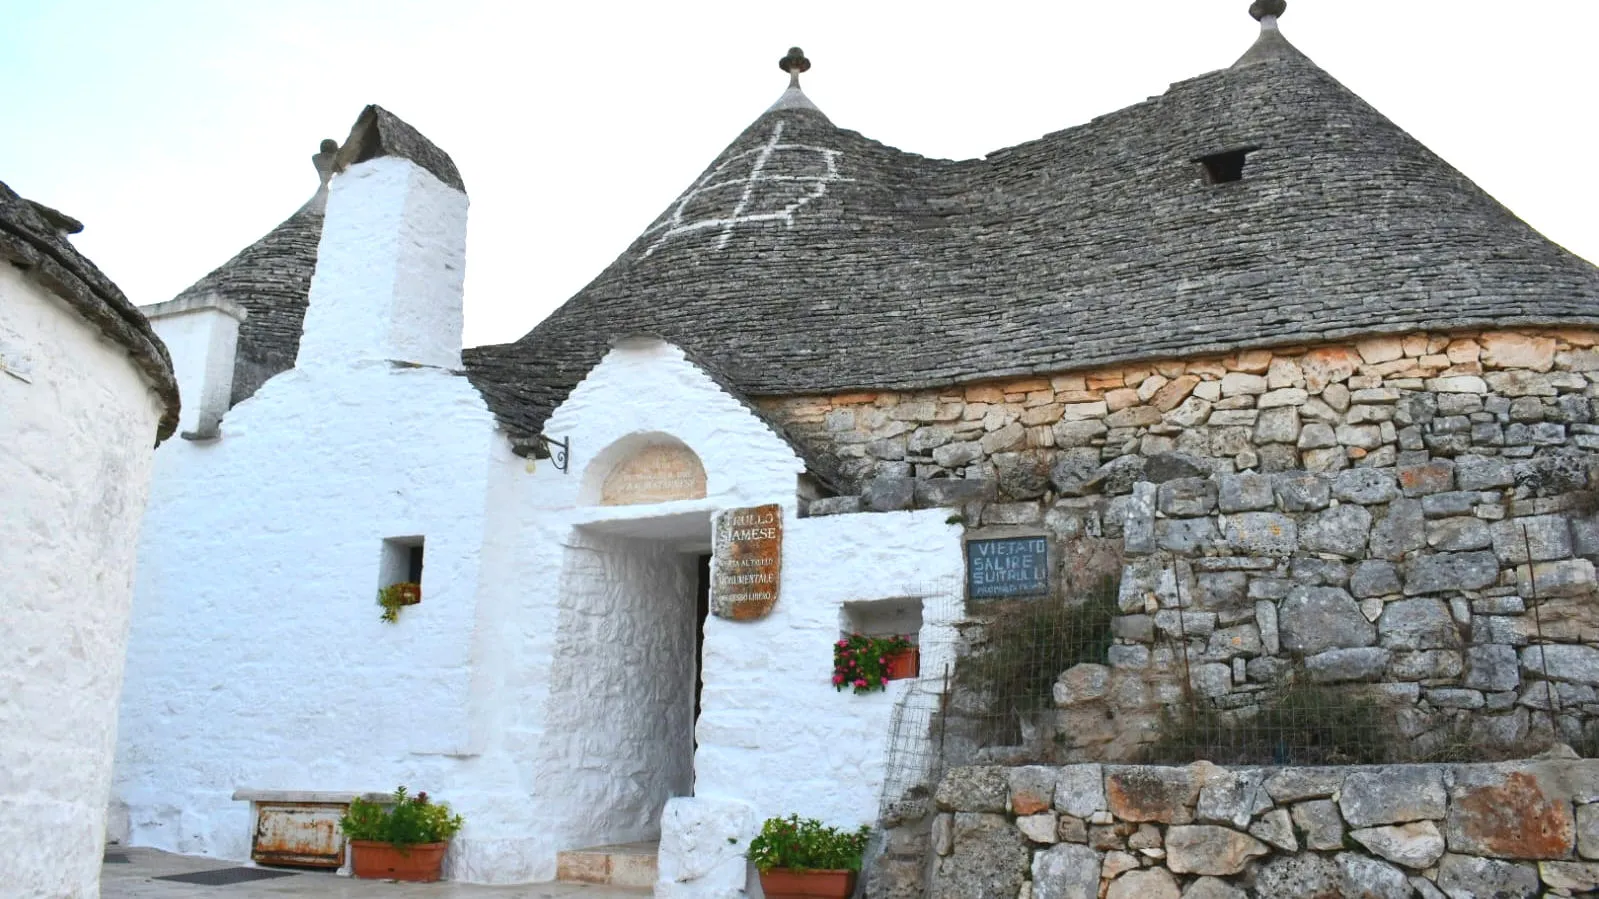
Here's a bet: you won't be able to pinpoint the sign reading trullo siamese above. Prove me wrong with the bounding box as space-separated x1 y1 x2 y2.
712 504 783 620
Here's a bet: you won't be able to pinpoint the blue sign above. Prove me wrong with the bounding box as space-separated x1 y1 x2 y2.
966 536 1050 600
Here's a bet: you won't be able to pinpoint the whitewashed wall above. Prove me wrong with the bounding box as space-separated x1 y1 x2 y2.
111 360 504 859
111 152 506 863
0 265 166 899
454 339 964 889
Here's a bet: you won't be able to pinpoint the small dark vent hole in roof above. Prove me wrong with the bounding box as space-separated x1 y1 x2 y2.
1198 147 1257 185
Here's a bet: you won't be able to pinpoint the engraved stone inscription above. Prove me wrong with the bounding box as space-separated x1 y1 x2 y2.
713 504 782 620
966 536 1050 600
600 443 707 506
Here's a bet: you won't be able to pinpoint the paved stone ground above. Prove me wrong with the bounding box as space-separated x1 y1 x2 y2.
103 847 650 898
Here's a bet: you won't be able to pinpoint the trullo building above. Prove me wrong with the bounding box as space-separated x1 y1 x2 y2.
1 184 179 898
113 4 1599 896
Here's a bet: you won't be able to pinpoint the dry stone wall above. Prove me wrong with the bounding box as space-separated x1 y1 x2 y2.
767 328 1599 518
914 759 1599 899
770 329 1599 759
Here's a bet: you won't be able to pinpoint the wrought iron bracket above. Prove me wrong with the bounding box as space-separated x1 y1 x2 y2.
511 433 570 472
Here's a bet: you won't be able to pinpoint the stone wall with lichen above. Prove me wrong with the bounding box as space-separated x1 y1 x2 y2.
775 329 1599 801
885 759 1599 899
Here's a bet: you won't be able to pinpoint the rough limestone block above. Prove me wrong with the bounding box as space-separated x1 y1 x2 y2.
1017 812 1060 844
1158 477 1217 517
1008 766 1059 815
1349 821 1446 869
1105 767 1198 824
1218 472 1275 512
1336 852 1412 899
1164 825 1268 876
1435 853 1539 899
1403 550 1499 595
1292 799 1346 851
1539 860 1599 893
1196 769 1272 829
1305 647 1391 683
936 767 1010 812
1334 468 1401 504
1255 853 1342 897
1279 586 1375 654
932 813 1032 899
1578 803 1599 859
1350 560 1402 598
1378 598 1461 651
1516 558 1596 598
1464 644 1521 692
1054 765 1105 819
1181 877 1246 899
1370 499 1426 561
1427 516 1492 552
1105 868 1179 899
1249 808 1297 852
1445 768 1574 860
1225 512 1298 555
1299 503 1374 558
1455 455 1515 490
1340 768 1448 827
1522 644 1599 686
1490 515 1574 565
1027 843 1100 899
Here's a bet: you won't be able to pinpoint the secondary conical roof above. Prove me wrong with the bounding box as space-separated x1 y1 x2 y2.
460 18 1593 440
170 141 336 405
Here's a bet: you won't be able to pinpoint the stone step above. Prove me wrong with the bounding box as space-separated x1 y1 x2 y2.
555 840 658 889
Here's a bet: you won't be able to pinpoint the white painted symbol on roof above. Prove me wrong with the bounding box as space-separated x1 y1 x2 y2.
643 121 847 257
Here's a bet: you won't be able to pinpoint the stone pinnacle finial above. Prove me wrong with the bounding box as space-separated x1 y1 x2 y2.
1250 0 1286 21
779 47 811 89
313 139 338 187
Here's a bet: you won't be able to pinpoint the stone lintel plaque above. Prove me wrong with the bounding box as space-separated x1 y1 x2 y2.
600 442 707 506
712 504 782 620
966 534 1051 601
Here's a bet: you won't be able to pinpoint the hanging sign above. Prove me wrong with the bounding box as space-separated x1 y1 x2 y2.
712 504 783 620
965 535 1051 600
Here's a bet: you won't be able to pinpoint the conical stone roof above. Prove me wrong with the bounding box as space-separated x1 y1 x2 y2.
171 145 333 405
465 24 1599 441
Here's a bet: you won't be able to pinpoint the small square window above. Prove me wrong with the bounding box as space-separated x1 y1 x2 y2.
1196 147 1258 185
379 536 424 595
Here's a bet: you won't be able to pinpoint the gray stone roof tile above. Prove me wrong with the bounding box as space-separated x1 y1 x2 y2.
0 181 180 443
462 31 1599 441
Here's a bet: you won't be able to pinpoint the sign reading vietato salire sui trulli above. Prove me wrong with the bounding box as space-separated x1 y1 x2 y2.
712 504 782 620
965 536 1050 600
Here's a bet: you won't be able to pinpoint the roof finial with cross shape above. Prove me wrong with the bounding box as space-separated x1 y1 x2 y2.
779 47 811 90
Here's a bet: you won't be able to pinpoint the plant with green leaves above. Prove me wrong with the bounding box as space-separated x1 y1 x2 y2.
832 633 913 694
339 786 463 848
746 815 870 873
377 582 421 623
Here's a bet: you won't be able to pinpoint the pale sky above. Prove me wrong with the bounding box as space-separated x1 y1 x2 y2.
2 1 1594 349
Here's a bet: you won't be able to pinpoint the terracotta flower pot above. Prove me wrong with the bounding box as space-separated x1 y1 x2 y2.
349 839 448 882
758 868 857 899
885 646 920 680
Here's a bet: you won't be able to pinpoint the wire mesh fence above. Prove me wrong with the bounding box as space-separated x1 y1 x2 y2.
876 536 1599 818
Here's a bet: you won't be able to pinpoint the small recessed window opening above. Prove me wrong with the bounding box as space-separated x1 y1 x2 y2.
1197 147 1258 185
379 536 425 591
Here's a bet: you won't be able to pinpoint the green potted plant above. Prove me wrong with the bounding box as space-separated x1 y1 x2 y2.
339 786 463 882
833 633 916 693
746 814 870 899
377 582 421 623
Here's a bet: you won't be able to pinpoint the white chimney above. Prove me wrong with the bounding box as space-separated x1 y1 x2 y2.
139 294 246 440
294 106 468 371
